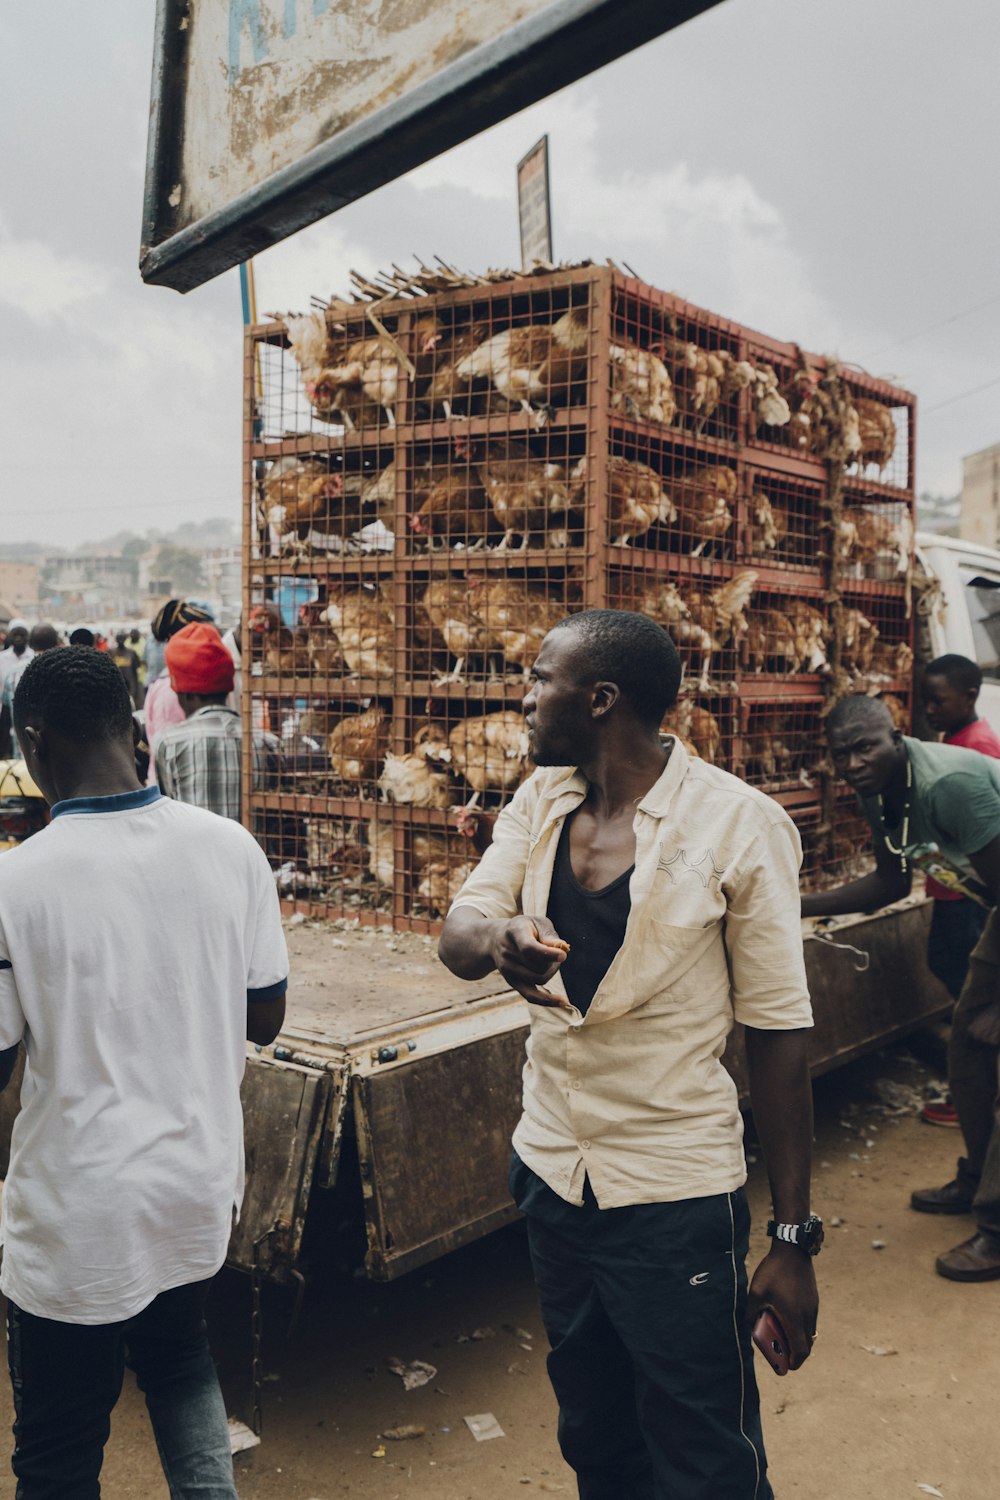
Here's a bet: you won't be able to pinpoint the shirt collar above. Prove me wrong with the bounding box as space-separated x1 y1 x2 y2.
539 737 691 818
187 705 239 721
51 785 162 819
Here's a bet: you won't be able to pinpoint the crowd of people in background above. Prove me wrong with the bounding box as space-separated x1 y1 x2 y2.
0 602 269 821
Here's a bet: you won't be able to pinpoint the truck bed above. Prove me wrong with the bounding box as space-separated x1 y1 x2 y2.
280 919 513 1042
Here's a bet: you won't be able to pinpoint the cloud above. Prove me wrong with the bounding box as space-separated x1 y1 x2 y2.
408 91 840 349
0 221 111 323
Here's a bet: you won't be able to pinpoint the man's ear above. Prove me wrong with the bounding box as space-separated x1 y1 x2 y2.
591 680 620 719
20 724 44 761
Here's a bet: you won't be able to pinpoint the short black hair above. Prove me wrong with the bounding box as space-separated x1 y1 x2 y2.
13 646 134 743
68 627 96 647
551 609 683 726
28 623 60 652
925 653 982 695
825 694 896 737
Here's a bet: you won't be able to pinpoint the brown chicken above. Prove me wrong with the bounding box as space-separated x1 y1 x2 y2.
836 507 910 576
671 465 739 554
421 578 494 681
453 308 589 422
633 579 715 689
610 344 676 425
746 600 829 673
420 319 492 417
669 345 752 427
328 707 391 786
466 439 581 550
364 812 452 889
311 313 440 428
870 639 914 682
749 491 790 557
854 398 897 470
749 363 791 429
878 692 910 729
569 455 675 547
785 366 861 463
322 584 395 680
378 750 452 809
469 576 578 676
838 608 879 674
408 457 497 550
449 711 530 801
415 859 477 917
263 631 312 678
661 698 722 763
682 570 758 651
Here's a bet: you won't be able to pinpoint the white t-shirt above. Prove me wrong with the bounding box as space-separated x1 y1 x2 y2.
0 785 288 1324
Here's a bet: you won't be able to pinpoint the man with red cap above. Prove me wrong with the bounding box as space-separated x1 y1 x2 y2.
156 623 275 821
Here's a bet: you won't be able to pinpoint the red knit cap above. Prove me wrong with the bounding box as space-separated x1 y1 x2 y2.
165 622 235 695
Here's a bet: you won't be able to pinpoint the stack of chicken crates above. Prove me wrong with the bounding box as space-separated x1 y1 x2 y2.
241 264 916 929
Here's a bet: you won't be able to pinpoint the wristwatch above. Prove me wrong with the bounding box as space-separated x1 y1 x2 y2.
766 1215 824 1256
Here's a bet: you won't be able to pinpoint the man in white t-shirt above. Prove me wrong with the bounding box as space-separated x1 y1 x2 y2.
0 646 289 1497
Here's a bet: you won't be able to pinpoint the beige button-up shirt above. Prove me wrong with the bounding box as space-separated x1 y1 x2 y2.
450 740 813 1208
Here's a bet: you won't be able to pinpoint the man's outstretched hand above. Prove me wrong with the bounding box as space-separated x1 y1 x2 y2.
747 1243 819 1372
491 915 571 1009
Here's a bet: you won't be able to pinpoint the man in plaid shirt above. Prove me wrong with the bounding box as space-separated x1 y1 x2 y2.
155 622 276 821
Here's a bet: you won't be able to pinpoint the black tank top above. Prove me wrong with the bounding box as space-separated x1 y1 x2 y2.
546 819 634 1016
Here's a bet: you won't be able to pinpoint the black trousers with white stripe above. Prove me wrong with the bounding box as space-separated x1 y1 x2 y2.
510 1154 772 1500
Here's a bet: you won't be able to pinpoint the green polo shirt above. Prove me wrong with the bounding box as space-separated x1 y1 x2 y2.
858 737 1000 904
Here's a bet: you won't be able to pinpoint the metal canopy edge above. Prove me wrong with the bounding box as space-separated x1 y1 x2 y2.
141 0 719 293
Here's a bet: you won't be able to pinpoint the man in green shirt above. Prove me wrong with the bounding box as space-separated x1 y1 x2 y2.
802 695 1000 1281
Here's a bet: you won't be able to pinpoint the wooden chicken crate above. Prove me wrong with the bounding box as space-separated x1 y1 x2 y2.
240 262 915 929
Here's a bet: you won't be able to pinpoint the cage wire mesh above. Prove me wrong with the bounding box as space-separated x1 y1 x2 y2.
242 265 915 928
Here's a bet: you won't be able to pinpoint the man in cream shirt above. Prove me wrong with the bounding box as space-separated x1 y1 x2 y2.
440 610 819 1500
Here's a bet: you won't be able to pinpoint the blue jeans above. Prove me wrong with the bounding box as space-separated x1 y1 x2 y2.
510 1154 773 1500
6 1279 237 1500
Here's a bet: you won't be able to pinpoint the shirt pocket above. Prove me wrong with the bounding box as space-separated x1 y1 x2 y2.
640 914 729 1004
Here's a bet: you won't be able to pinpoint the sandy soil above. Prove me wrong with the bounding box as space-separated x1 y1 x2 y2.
2 1045 998 1498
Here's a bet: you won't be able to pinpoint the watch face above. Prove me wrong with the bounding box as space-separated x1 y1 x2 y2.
803 1216 824 1254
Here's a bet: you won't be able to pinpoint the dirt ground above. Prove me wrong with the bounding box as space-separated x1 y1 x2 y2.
3 1042 999 1497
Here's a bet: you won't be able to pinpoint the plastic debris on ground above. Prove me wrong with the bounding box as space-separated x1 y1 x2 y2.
227 1417 261 1454
861 1345 898 1356
386 1356 437 1391
464 1412 506 1442
916 1486 945 1497
382 1424 426 1441
872 1239 887 1249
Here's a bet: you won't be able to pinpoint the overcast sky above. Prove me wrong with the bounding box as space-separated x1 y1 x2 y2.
3 0 998 546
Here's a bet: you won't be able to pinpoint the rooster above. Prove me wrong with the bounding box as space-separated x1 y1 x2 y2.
328 707 390 787
464 439 580 550
449 711 530 805
672 465 738 554
322 585 395 680
453 308 589 423
610 344 676 425
854 398 897 471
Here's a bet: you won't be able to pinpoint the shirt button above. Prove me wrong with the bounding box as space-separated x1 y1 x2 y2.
571 1079 582 1089
581 1140 591 1150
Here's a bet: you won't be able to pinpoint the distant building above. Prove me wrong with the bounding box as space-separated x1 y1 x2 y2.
202 548 241 627
960 442 1000 548
0 562 40 620
41 555 139 619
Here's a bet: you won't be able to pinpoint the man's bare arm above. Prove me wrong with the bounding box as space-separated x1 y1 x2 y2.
801 835 910 918
744 1027 819 1372
439 906 570 1009
0 1043 20 1093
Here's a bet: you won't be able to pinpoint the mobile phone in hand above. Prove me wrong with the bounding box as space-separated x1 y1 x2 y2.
752 1308 790 1376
